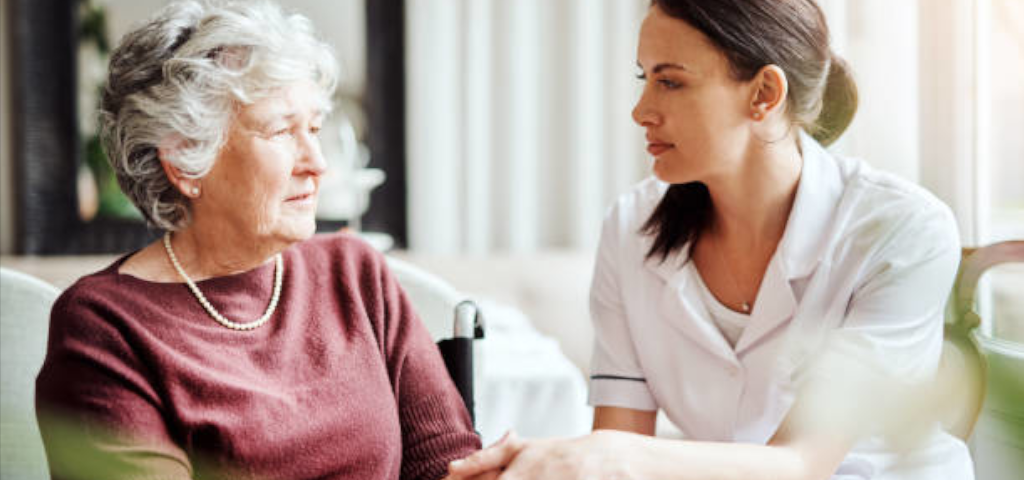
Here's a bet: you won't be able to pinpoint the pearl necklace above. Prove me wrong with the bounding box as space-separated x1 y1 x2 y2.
163 233 283 330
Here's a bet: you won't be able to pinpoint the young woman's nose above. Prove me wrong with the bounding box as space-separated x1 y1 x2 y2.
632 88 661 127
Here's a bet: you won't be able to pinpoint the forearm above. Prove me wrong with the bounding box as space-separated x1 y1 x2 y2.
448 422 839 480
604 431 815 480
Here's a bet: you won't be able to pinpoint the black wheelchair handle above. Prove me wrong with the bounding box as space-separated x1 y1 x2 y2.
454 300 484 339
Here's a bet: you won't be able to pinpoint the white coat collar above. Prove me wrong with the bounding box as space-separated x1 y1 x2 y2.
775 130 846 280
643 131 846 360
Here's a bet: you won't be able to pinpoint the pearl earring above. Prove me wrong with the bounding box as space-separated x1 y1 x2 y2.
191 186 200 196
752 111 763 120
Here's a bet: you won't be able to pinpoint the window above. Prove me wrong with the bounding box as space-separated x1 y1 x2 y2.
823 0 1022 341
978 0 1024 244
977 0 1023 343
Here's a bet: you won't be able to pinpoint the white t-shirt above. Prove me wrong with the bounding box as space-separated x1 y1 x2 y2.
691 266 749 348
587 131 973 479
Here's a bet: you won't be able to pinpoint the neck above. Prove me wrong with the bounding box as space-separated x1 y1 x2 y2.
704 133 802 250
169 220 282 281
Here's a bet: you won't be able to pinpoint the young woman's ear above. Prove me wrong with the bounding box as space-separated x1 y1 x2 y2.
158 136 202 198
749 64 789 121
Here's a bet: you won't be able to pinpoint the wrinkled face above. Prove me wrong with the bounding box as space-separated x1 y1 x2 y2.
633 5 753 184
197 81 328 244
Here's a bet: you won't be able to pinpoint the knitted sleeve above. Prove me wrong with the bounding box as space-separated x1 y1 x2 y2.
35 285 193 480
360 248 482 480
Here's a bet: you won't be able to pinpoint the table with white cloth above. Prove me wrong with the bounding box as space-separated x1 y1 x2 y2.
472 299 593 445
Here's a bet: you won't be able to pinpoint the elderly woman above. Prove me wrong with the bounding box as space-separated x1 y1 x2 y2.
34 2 479 479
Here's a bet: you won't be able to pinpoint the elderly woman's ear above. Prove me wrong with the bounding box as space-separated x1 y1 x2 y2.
158 137 202 198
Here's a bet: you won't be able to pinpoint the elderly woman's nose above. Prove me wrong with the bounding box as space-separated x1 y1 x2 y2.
297 132 328 175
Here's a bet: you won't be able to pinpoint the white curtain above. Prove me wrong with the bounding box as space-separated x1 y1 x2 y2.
822 0 1024 246
406 0 648 254
406 0 1022 253
819 0 983 242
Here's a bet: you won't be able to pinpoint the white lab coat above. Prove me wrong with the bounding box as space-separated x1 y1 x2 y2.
588 131 974 479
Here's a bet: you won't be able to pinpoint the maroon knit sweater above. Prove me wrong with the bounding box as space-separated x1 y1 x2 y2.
35 233 480 480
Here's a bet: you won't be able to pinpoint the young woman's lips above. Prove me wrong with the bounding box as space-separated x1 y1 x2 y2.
646 143 674 156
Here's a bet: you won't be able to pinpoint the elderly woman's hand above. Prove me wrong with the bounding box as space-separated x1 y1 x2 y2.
445 430 524 479
446 430 632 480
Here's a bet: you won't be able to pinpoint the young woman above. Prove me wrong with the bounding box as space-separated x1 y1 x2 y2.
447 0 971 479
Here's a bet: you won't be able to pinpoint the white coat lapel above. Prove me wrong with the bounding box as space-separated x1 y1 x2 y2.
644 242 739 364
659 265 738 363
777 131 847 280
735 131 846 354
639 131 844 362
734 256 797 353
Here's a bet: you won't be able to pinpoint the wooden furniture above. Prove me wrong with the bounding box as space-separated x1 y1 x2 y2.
941 241 1024 440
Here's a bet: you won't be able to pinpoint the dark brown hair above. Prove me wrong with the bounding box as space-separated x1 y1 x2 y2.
642 0 858 263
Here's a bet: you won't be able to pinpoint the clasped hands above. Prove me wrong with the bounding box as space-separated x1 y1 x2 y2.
444 430 630 480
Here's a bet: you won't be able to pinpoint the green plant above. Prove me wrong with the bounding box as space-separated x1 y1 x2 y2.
78 0 141 220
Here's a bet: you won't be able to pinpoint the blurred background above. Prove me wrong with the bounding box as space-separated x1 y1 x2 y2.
1 0 1022 476
2 0 1022 253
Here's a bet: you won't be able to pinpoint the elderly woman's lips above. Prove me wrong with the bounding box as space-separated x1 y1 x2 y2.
286 192 316 203
646 143 674 156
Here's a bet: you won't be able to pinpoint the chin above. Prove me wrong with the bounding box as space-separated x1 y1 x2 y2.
279 217 318 243
296 219 318 239
651 160 687 184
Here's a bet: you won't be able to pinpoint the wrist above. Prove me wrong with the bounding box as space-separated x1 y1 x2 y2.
588 430 640 479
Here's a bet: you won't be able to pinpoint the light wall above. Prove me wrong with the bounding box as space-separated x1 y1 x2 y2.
829 0 920 184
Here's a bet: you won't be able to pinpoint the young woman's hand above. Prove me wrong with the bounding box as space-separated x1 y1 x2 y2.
448 430 632 480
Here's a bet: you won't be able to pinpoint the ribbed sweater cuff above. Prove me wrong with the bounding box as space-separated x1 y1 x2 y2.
399 393 482 480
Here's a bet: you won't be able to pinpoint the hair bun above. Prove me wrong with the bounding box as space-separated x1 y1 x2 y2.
811 51 858 146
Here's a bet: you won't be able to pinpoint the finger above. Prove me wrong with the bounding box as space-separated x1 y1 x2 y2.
448 449 511 477
489 430 514 447
449 470 500 480
472 471 502 480
449 432 523 476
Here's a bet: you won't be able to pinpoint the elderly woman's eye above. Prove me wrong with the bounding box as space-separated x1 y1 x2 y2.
310 125 322 135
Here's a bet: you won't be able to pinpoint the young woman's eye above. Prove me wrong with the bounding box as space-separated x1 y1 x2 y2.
635 72 647 81
658 78 682 89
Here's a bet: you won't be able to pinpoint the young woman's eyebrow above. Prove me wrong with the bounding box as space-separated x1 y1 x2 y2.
652 63 689 74
636 61 690 73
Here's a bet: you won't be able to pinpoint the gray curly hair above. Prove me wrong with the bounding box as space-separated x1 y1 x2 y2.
100 0 339 231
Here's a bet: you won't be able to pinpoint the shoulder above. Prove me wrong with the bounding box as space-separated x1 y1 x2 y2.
838 156 951 216
592 177 680 281
48 262 139 354
600 176 668 241
293 231 383 264
831 156 960 270
606 176 668 223
51 261 125 324
289 232 390 287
